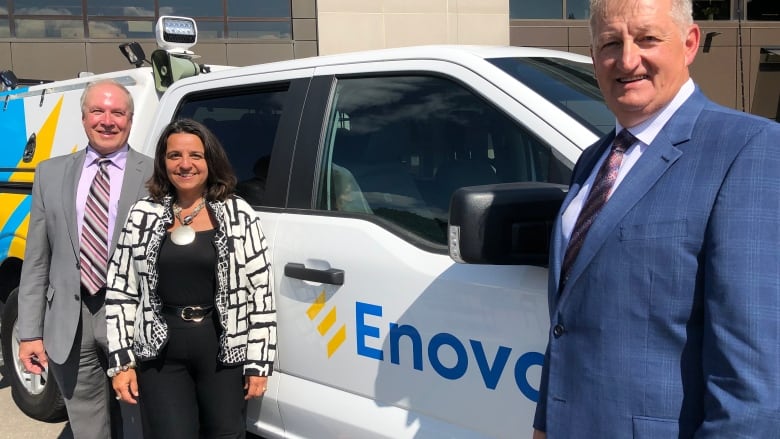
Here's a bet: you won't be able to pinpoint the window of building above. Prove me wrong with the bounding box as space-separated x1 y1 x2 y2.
227 20 291 40
317 75 571 246
747 0 780 20
87 1 154 17
510 0 563 19
3 0 293 38
565 0 590 19
14 0 81 15
15 18 83 38
228 0 290 18
158 0 223 18
693 0 731 20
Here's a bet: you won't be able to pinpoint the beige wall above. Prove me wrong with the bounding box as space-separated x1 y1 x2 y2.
317 0 509 55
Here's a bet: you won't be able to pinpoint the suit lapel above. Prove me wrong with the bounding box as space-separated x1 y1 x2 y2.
550 134 615 295
112 148 147 252
64 150 87 258
558 90 706 298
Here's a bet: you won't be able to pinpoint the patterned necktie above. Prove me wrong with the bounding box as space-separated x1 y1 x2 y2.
560 129 636 286
80 158 111 295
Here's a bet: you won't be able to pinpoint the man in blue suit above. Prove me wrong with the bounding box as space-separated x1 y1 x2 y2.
533 0 780 437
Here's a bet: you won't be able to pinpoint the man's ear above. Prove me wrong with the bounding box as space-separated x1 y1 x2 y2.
684 24 701 66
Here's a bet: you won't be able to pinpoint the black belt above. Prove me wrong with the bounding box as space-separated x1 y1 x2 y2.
161 304 214 322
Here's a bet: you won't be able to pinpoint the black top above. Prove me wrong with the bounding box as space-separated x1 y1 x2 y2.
157 229 217 306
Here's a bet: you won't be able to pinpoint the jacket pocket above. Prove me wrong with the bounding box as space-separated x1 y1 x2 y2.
620 219 687 241
633 416 678 438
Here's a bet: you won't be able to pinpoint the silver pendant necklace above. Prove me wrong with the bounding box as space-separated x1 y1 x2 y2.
170 198 206 246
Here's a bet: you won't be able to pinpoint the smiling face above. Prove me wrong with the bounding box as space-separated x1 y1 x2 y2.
590 0 700 127
81 82 133 155
165 132 209 201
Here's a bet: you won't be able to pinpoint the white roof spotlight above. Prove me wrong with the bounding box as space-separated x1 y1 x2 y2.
155 16 198 54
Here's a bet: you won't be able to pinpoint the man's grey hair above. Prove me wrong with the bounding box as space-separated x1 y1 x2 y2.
589 0 694 43
79 78 134 118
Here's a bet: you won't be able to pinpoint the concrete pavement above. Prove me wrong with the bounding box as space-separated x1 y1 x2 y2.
0 364 72 438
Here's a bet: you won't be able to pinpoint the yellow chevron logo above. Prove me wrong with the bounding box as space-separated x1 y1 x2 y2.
306 290 346 358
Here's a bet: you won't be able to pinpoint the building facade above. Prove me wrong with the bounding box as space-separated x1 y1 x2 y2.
1 0 778 119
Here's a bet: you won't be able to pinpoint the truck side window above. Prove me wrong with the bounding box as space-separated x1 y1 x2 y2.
175 85 289 206
317 75 571 246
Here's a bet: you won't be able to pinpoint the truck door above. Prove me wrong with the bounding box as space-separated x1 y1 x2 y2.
271 61 579 438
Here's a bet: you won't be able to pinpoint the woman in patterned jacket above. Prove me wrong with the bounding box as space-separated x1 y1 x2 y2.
105 118 276 438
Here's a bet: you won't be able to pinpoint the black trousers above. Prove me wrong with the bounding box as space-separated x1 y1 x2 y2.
137 314 246 439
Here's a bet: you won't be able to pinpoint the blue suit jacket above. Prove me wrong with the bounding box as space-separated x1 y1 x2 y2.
534 89 780 438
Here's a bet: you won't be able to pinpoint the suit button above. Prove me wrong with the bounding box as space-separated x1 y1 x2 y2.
553 324 565 338
74 294 80 301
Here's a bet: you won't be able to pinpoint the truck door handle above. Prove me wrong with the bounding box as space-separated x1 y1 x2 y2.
284 263 344 285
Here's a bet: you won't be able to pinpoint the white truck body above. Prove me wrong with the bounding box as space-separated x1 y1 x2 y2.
1 42 612 438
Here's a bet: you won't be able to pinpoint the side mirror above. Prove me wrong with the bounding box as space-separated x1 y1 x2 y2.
448 182 567 266
1 70 19 90
150 49 199 92
119 42 147 68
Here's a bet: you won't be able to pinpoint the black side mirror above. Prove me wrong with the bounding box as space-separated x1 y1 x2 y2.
119 42 148 68
1 70 19 90
448 182 568 266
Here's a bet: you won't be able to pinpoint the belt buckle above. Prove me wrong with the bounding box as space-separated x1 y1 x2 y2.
181 306 204 322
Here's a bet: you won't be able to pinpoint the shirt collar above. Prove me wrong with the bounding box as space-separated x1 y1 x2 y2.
85 144 129 170
616 78 695 146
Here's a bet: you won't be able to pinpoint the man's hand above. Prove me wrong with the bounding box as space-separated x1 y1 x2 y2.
19 339 48 374
244 375 268 400
112 369 139 404
533 429 547 439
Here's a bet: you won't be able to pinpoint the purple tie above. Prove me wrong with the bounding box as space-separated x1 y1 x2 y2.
80 158 111 295
560 129 636 286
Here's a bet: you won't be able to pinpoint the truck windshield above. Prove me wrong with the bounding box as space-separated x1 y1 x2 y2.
489 57 613 137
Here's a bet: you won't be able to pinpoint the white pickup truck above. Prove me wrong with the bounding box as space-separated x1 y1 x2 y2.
0 16 612 438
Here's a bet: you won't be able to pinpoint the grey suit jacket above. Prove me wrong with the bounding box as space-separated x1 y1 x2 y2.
18 147 153 364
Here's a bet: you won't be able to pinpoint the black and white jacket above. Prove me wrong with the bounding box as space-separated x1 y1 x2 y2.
105 195 276 376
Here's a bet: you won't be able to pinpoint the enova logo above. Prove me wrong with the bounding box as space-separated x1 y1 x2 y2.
306 295 544 402
306 290 347 358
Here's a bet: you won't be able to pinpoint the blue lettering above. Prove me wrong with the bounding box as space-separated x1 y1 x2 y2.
428 333 467 380
514 351 544 402
353 301 543 402
355 302 383 360
470 340 511 390
389 323 423 370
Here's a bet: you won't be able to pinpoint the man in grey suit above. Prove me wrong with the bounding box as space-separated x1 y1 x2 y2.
17 79 153 438
533 0 780 437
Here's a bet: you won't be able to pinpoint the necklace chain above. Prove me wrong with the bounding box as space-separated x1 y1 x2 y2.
173 198 206 226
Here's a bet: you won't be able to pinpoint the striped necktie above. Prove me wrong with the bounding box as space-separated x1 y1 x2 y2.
80 158 111 295
560 129 636 286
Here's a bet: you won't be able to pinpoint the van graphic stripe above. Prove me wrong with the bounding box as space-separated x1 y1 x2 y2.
327 325 347 358
306 291 347 357
0 194 32 260
0 97 28 181
317 307 338 335
306 290 326 320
